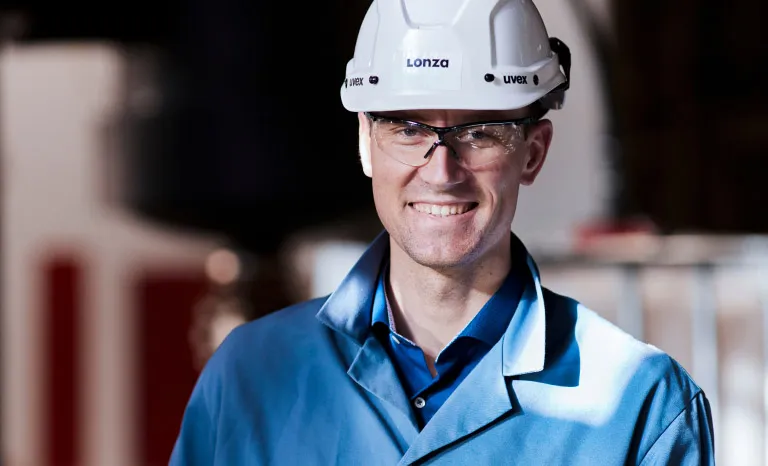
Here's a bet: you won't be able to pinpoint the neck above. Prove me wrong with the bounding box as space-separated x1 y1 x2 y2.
386 237 511 362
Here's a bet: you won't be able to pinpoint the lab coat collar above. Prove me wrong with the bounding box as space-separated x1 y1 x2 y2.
316 230 546 378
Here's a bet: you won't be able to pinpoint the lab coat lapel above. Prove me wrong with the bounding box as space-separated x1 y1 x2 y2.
398 343 514 465
347 335 420 443
316 231 419 442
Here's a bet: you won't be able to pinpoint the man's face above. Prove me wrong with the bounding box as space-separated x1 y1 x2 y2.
360 108 553 270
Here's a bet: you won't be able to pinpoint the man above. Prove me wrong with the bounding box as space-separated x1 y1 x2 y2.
170 0 715 464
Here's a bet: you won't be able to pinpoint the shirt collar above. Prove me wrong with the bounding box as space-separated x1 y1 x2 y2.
371 262 394 330
316 230 546 377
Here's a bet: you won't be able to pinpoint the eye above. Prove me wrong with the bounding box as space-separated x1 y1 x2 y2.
466 130 490 140
454 126 502 146
392 124 433 141
397 127 422 138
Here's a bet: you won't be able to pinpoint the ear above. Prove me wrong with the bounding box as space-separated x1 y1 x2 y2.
520 119 553 186
357 112 373 178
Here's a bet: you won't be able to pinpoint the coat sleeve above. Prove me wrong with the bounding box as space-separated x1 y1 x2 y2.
638 392 715 466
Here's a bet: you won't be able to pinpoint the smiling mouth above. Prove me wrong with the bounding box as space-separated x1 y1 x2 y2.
409 202 479 217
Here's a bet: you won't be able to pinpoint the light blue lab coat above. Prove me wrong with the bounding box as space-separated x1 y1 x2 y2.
170 232 715 465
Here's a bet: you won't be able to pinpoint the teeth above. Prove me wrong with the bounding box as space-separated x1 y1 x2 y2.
413 203 473 217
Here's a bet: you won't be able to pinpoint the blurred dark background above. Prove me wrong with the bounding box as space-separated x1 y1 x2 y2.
3 0 766 244
1 0 377 255
611 0 767 232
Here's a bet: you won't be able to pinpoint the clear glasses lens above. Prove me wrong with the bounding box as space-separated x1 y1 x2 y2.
370 119 525 168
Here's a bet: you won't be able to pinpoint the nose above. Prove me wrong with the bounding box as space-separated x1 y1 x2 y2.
417 143 468 188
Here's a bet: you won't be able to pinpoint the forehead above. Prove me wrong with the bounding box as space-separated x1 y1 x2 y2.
376 108 531 125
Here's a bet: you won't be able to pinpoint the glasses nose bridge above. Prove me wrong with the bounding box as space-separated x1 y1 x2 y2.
424 128 461 162
432 125 457 143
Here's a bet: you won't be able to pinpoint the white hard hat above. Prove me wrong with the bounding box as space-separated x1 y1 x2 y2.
340 0 571 113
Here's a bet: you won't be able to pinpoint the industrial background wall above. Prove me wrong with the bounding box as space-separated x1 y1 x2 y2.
612 0 768 232
1 0 378 253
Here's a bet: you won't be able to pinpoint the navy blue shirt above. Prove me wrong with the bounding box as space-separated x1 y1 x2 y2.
372 262 524 428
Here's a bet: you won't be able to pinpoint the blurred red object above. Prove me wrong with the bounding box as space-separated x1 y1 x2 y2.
573 217 660 258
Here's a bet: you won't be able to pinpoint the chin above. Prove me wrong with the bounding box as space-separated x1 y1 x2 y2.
400 236 482 270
